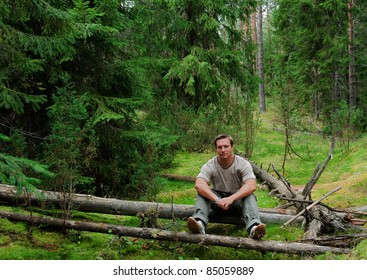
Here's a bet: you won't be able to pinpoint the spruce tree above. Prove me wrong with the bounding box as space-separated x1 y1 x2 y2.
0 0 177 199
130 0 259 150
272 0 356 136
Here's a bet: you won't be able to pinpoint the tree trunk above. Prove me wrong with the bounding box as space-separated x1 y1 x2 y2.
303 233 367 248
246 159 295 196
257 1 266 112
303 205 347 240
348 0 356 108
0 210 351 255
0 184 304 225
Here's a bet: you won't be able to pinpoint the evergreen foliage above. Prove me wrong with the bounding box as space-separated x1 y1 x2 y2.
0 134 53 194
131 0 259 151
0 0 177 199
44 82 96 190
272 0 366 137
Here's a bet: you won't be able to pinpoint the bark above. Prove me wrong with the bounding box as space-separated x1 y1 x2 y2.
345 206 367 214
257 1 266 112
302 138 336 199
303 219 323 241
0 184 304 225
303 205 349 240
282 186 342 227
348 0 356 108
251 10 257 46
302 234 367 248
0 210 351 255
245 158 295 197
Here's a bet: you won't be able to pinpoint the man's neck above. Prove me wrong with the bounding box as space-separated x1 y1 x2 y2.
218 154 235 169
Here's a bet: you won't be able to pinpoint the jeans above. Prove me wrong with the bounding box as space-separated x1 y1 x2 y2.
192 190 262 232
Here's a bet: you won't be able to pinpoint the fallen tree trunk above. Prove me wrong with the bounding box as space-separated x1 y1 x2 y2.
161 174 196 182
0 184 304 225
246 158 295 197
0 210 351 255
302 234 367 248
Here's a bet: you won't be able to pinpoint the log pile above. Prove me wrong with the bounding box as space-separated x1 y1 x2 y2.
240 138 367 244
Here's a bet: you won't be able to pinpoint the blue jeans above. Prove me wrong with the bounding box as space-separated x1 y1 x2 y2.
192 190 262 232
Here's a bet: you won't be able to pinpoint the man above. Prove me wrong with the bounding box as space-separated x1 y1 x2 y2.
187 134 266 240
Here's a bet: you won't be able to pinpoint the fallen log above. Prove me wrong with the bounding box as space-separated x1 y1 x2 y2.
0 210 351 255
243 157 296 197
0 184 304 225
302 234 367 248
161 174 196 182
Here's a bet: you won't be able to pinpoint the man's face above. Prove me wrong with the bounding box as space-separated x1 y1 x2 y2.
215 138 233 159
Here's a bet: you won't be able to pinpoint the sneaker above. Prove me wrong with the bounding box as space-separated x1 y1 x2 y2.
187 217 206 234
249 224 266 240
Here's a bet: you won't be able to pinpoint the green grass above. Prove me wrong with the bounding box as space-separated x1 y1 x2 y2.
165 150 216 177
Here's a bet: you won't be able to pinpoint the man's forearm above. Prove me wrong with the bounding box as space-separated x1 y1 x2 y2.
195 179 218 202
230 179 256 202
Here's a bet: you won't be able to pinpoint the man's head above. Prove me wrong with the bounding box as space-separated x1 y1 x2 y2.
214 134 234 161
214 134 234 148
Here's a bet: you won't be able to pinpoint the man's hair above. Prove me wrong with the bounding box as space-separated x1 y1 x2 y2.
214 134 234 147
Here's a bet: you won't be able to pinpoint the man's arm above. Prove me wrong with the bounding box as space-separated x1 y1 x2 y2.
194 177 219 203
217 178 256 210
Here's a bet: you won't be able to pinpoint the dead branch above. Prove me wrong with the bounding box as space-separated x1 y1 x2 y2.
302 137 336 199
282 186 342 227
272 164 297 198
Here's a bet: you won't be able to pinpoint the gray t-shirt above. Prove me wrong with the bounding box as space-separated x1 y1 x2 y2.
197 155 256 194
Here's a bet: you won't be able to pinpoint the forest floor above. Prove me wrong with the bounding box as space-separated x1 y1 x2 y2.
0 110 367 260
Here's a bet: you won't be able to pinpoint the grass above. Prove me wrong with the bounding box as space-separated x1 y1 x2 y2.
1 111 367 260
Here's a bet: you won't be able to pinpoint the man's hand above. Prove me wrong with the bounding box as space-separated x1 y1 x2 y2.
216 179 257 210
216 196 234 210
